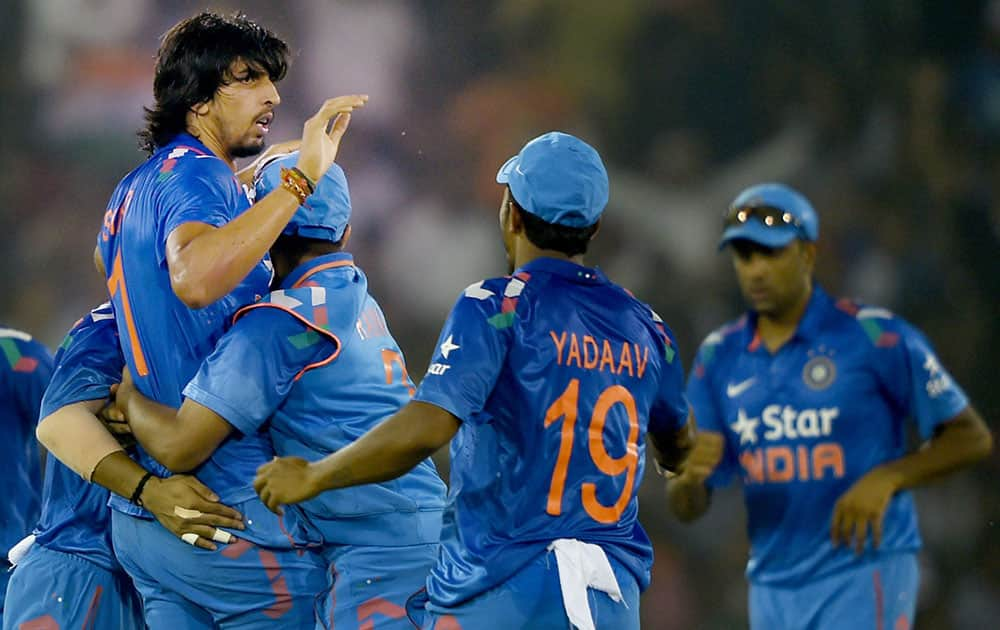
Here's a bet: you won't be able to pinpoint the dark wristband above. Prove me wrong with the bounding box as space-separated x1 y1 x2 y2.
129 471 157 506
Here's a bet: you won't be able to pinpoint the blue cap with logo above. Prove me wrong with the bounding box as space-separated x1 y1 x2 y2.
254 151 351 243
719 182 819 249
496 131 609 228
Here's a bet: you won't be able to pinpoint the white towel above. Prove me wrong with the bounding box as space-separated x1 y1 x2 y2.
547 538 625 630
7 534 36 567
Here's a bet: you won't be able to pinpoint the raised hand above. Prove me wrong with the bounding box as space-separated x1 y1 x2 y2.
295 94 369 183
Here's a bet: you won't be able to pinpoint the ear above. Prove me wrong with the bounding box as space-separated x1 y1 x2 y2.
190 101 211 116
340 224 352 249
801 241 817 271
508 203 525 235
589 219 601 241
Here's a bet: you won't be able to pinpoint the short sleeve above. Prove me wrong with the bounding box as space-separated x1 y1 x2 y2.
877 319 969 440
183 306 336 436
40 304 122 418
685 340 737 488
157 158 240 262
649 327 690 435
413 282 513 424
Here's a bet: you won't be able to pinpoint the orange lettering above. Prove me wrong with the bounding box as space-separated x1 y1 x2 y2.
766 446 794 482
797 445 810 481
582 335 599 369
812 442 845 480
381 349 415 396
618 342 634 377
740 449 764 483
635 345 649 378
566 334 582 368
550 331 567 365
599 339 616 373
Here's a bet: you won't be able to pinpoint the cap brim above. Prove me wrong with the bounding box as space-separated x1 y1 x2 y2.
496 155 518 184
718 223 799 250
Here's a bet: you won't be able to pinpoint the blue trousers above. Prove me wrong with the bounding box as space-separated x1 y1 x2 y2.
2 544 143 630
317 542 437 630
408 549 640 630
750 552 919 630
112 509 329 629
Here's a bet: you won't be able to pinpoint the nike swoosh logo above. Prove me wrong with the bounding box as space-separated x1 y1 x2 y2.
726 377 756 398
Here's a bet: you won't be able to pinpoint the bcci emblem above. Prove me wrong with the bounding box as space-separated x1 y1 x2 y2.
803 356 836 390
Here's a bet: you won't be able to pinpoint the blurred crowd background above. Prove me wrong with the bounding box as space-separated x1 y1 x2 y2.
0 1 996 627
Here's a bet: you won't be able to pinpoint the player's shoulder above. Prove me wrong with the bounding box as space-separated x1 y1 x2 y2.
63 303 118 344
692 315 751 376
238 285 362 336
453 273 534 327
457 274 530 306
152 142 234 189
827 295 916 349
0 325 52 374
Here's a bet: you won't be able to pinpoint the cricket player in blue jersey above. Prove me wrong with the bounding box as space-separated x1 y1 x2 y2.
254 132 696 630
7 303 246 630
91 11 365 628
0 326 52 626
115 151 447 630
6 303 143 630
668 183 993 629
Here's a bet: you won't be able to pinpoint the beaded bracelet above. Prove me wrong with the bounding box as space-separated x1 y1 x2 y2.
280 167 315 205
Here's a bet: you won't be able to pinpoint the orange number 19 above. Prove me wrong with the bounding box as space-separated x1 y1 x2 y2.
544 379 640 524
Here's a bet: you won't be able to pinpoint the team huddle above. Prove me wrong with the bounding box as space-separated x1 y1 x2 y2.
1 11 992 630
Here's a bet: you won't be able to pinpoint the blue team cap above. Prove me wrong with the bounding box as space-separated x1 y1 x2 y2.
254 151 351 243
719 182 819 250
496 131 609 228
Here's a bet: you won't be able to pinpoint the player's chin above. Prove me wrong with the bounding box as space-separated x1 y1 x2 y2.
231 137 267 159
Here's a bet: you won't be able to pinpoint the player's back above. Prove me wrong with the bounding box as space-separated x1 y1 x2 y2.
97 134 274 510
247 255 446 547
418 257 687 606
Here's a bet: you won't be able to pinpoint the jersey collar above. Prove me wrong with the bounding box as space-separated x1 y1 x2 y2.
283 252 355 289
515 257 608 284
745 284 832 351
166 133 214 157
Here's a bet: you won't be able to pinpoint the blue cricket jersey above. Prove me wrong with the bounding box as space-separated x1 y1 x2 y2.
34 303 122 571
412 257 689 607
185 253 447 547
687 286 970 585
97 133 274 516
0 326 53 556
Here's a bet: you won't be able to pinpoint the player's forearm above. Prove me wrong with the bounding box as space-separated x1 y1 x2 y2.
312 401 458 491
167 187 301 308
36 400 125 481
91 451 154 500
649 414 696 473
877 406 992 492
124 395 194 472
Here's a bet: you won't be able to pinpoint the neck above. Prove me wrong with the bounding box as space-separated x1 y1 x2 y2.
756 283 813 352
512 238 585 270
185 119 235 171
